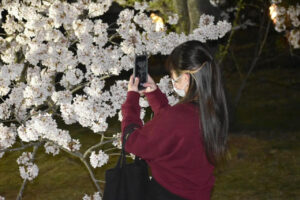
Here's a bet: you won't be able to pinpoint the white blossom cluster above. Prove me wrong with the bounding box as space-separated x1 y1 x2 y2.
134 1 149 12
116 5 231 56
17 152 33 165
168 14 179 25
1 82 27 121
270 1 300 48
0 63 24 96
0 0 231 138
17 112 81 152
0 195 5 200
89 150 109 168
210 0 226 7
51 90 73 105
0 102 11 120
190 14 232 42
112 132 122 149
44 142 60 156
65 92 112 132
82 192 102 200
23 67 55 107
220 7 256 30
16 152 39 181
0 123 17 151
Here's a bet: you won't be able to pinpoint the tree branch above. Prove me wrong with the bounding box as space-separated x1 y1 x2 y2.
0 142 42 153
58 142 103 195
80 157 103 195
83 138 116 159
217 0 244 66
234 13 271 107
16 143 41 200
70 74 111 94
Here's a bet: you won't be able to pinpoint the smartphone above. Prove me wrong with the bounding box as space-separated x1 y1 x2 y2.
133 53 148 91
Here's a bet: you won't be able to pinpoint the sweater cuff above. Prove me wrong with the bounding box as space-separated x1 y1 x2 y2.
125 91 140 105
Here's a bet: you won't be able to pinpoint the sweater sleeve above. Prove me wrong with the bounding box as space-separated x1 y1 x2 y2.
121 91 143 134
144 86 171 117
121 90 177 161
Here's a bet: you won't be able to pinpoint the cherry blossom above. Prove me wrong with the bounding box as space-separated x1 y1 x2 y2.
270 1 300 48
82 192 102 200
90 150 109 168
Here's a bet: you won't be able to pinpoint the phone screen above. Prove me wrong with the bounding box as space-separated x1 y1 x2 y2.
134 54 148 90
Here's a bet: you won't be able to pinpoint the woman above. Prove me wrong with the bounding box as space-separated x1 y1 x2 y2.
121 40 229 200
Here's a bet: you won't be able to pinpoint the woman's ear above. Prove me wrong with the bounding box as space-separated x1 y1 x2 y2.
184 73 190 82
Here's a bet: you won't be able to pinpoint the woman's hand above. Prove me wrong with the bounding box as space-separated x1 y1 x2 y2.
141 74 157 94
127 74 157 96
128 74 140 93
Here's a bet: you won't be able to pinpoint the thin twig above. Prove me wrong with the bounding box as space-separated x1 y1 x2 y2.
16 143 41 200
22 99 57 123
108 22 117 28
108 33 119 41
108 40 120 46
58 143 102 195
0 96 6 102
108 153 122 156
70 81 91 94
234 13 271 106
230 49 244 81
70 75 111 94
217 0 244 66
0 142 41 153
80 157 102 195
103 147 118 153
96 179 106 183
83 138 115 159
0 118 19 123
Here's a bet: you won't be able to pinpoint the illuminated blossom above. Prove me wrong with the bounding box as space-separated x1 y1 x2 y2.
90 150 109 168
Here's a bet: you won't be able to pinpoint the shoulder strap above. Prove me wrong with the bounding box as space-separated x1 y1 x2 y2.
123 123 141 143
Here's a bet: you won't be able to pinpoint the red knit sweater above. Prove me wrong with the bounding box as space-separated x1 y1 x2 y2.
121 86 215 200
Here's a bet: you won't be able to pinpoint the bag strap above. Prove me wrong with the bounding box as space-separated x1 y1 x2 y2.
116 123 141 168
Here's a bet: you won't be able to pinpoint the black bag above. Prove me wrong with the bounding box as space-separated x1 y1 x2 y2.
103 123 150 200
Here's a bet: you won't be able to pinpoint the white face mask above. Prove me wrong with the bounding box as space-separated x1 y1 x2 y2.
171 74 189 97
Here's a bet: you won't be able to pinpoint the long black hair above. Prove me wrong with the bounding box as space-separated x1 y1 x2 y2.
165 40 229 166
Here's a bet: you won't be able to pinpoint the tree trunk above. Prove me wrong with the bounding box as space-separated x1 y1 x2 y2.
172 0 190 34
187 0 222 33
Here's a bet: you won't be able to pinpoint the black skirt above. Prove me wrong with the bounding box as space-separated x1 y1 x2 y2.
145 177 187 200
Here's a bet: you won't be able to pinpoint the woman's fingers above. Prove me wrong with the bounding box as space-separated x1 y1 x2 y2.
130 75 134 84
134 77 139 86
143 83 154 90
128 73 156 93
130 75 139 85
143 83 151 87
128 75 140 92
